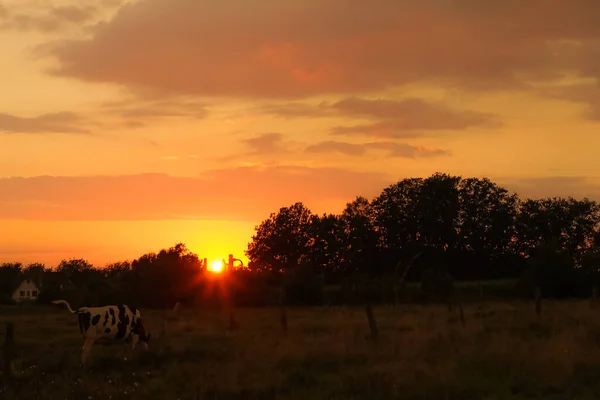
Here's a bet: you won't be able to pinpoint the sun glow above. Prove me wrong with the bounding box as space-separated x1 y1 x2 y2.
209 260 225 273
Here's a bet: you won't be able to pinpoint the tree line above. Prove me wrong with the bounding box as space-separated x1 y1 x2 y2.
2 173 600 307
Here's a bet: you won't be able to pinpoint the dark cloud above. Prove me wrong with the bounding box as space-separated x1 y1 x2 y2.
0 112 90 134
256 97 499 137
0 166 392 221
329 98 499 137
37 0 600 101
305 140 450 158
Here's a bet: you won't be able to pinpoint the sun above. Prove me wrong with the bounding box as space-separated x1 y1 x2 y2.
208 260 224 273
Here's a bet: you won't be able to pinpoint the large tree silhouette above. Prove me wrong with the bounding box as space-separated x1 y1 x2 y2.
515 197 600 257
2 172 600 306
246 202 313 273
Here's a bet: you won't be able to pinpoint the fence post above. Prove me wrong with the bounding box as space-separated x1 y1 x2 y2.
365 303 379 341
4 322 14 378
363 280 379 341
225 268 239 331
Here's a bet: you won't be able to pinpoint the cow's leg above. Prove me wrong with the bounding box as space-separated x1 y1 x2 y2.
126 334 141 360
131 334 139 352
81 337 95 367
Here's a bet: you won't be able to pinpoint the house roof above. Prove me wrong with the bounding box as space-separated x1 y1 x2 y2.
13 279 40 292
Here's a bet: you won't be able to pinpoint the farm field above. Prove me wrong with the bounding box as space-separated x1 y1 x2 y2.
3 301 600 399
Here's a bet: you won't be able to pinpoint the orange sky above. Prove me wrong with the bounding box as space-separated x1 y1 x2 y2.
1 0 600 268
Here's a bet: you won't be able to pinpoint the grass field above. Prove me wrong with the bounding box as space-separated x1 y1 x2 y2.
3 300 600 399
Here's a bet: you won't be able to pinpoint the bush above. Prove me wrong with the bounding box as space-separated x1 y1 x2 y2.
518 238 583 298
283 266 324 306
420 268 454 302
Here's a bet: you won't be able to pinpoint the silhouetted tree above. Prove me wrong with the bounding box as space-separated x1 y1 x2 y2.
246 202 313 273
577 247 600 293
339 196 379 275
131 243 203 307
307 213 345 275
516 197 600 257
519 237 579 298
0 262 23 303
457 177 520 279
4 172 600 307
371 177 423 254
416 173 462 251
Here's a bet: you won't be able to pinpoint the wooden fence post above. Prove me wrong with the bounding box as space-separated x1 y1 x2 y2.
458 302 466 327
4 322 14 378
364 280 379 341
365 303 379 341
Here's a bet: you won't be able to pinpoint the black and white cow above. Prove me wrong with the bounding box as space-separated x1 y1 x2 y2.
52 300 151 365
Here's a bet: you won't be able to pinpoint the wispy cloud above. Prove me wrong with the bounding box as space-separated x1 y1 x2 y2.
0 112 90 134
0 5 97 32
305 141 450 158
241 133 288 155
257 97 499 138
101 98 209 120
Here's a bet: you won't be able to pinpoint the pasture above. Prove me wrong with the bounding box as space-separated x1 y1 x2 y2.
3 301 600 399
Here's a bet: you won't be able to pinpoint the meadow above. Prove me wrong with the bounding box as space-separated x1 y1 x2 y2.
3 300 600 399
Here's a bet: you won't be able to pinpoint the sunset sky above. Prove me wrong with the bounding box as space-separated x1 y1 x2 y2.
1 0 600 268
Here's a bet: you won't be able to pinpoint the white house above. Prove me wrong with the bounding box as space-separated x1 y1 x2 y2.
11 279 40 303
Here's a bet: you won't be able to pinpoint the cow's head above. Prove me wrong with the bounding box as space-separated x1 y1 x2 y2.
135 319 151 349
139 332 151 350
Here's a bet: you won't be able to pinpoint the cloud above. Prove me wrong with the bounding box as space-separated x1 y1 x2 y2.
305 141 450 158
0 99 212 135
256 97 498 137
257 103 332 119
329 122 421 138
545 82 600 121
0 5 97 32
0 166 392 221
241 133 287 155
329 97 499 137
100 98 209 120
0 112 90 134
38 0 600 100
331 98 494 126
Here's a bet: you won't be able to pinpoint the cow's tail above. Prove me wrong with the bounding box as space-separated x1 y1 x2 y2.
52 299 77 314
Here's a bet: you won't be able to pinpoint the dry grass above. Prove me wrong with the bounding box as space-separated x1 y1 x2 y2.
3 301 600 399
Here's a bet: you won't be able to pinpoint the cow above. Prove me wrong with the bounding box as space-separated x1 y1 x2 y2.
52 300 151 366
